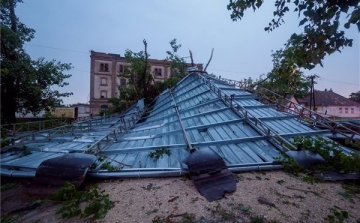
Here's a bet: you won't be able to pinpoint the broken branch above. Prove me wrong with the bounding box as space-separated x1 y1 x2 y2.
189 49 194 67
204 48 214 72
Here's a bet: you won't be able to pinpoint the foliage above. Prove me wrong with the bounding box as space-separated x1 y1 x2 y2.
278 136 360 176
109 39 188 112
276 154 303 175
1 138 11 147
108 40 156 112
253 48 312 98
152 213 197 223
1 182 17 191
165 39 188 78
293 136 360 173
50 182 114 219
209 203 236 222
1 0 73 123
327 206 348 223
1 215 18 223
227 0 359 70
250 216 265 223
197 97 211 105
148 148 171 161
349 91 360 103
99 161 123 171
18 145 31 157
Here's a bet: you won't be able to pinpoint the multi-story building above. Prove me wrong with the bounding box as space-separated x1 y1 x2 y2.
90 51 202 115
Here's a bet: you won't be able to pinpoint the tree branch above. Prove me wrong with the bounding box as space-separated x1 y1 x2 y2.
204 48 214 72
189 50 194 67
142 39 148 99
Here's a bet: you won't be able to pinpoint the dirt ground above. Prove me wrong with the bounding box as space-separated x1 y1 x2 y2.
1 171 360 223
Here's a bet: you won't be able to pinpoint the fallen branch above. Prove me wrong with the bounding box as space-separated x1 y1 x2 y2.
285 186 329 200
96 153 133 168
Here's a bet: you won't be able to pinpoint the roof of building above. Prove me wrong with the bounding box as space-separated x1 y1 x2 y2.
90 50 203 69
301 90 360 107
1 72 357 178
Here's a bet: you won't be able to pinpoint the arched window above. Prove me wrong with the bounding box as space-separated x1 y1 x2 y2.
100 105 108 110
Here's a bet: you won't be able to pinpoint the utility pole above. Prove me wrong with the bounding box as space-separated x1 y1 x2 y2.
307 75 318 111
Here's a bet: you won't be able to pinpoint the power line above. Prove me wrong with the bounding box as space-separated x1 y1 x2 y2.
319 78 360 86
208 68 263 75
25 43 89 54
72 69 90 73
22 43 358 85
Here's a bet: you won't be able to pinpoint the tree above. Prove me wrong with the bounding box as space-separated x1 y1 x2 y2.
227 0 359 70
349 91 360 103
165 39 188 77
252 47 312 98
109 39 189 113
1 0 73 122
109 40 155 112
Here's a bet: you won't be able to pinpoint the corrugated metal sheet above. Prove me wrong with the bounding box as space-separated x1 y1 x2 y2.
1 73 356 178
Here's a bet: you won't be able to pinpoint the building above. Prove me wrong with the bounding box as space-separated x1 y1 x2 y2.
70 103 91 118
90 51 203 115
301 89 360 118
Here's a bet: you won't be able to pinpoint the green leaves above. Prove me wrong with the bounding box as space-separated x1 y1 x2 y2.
50 182 114 219
348 91 360 103
227 0 359 71
165 38 187 77
148 148 171 161
1 0 73 122
293 136 360 174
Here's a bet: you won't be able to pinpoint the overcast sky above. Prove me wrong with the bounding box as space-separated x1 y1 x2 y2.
17 0 359 105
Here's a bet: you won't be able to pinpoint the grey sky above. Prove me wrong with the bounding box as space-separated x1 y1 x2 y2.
17 0 359 105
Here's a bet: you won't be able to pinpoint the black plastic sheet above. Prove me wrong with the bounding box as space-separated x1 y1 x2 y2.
184 147 236 202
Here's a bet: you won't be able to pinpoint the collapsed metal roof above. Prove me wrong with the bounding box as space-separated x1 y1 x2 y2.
1 72 358 178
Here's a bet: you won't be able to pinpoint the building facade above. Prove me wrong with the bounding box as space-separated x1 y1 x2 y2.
301 89 360 118
90 51 202 115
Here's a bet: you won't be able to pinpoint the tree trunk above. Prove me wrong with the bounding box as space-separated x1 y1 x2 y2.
142 39 148 102
1 0 19 123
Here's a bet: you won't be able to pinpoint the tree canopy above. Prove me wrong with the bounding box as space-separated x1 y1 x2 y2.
109 39 188 113
349 91 360 103
108 40 154 112
252 48 311 98
228 0 359 98
1 0 73 122
227 0 359 70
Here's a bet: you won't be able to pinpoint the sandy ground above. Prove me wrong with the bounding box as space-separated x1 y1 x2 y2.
1 171 360 223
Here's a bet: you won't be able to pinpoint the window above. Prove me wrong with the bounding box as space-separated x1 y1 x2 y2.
345 108 348 114
100 91 107 98
101 78 107 85
119 64 124 73
339 108 342 114
99 63 109 72
154 68 162 76
351 108 354 114
120 78 126 86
